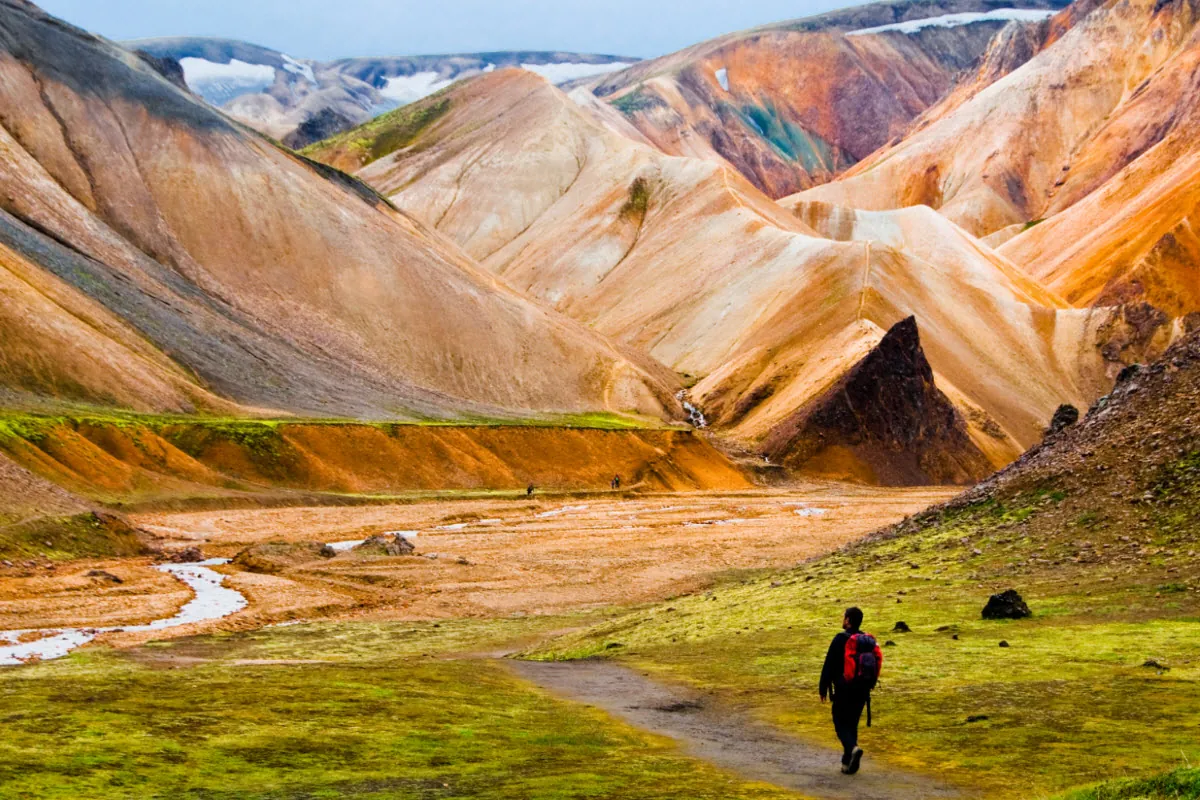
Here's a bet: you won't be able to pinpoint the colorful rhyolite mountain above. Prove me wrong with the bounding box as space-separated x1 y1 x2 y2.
129 37 638 147
575 0 1069 198
5 0 1196 487
0 0 671 421
306 64 1174 484
796 0 1200 315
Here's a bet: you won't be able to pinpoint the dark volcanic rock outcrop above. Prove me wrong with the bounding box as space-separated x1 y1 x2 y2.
764 317 992 485
283 108 356 150
134 50 188 91
1046 404 1080 436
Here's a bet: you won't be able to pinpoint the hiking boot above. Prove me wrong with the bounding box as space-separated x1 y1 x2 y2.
847 748 864 775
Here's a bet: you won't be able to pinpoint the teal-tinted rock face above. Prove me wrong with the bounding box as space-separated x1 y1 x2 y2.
737 101 842 174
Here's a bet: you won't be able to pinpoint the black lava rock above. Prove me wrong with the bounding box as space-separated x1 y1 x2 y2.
1046 404 1080 436
982 589 1032 620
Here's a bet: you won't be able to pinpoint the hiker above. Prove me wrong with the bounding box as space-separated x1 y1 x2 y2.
819 606 882 775
526 483 535 497
611 475 621 490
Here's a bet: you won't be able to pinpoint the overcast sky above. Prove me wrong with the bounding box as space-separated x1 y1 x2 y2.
36 0 857 60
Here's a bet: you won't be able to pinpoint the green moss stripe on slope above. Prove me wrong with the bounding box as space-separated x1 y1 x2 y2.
0 412 741 509
301 89 454 170
0 619 800 800
0 410 664 435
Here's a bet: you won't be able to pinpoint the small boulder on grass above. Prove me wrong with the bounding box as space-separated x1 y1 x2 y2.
892 621 911 633
982 589 1032 620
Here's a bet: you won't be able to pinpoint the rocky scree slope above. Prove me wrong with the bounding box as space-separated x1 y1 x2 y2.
874 325 1200 588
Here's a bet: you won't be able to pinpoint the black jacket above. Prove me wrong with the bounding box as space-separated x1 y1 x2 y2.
819 628 861 700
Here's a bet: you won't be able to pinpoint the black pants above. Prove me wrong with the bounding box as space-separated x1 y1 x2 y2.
831 691 868 763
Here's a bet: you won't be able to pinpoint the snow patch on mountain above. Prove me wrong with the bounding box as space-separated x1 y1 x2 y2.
281 54 315 83
847 8 1054 36
379 72 455 104
521 62 633 84
180 57 276 105
715 68 730 91
376 62 633 108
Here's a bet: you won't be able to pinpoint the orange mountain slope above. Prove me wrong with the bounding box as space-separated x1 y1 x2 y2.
306 69 1147 478
793 0 1200 269
0 0 673 421
997 17 1200 316
571 0 1068 198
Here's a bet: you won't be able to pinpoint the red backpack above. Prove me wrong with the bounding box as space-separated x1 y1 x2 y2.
843 632 883 691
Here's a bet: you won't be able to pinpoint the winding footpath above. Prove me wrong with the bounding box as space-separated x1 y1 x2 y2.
512 660 962 800
0 559 247 666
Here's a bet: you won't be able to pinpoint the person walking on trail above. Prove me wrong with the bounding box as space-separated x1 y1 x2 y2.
819 606 882 775
611 475 621 491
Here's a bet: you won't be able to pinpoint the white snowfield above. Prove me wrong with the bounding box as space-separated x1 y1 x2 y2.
520 61 633 84
715 67 730 92
281 53 316 83
181 54 632 110
380 71 456 104
180 57 277 104
0 559 247 667
847 8 1054 36
379 62 631 107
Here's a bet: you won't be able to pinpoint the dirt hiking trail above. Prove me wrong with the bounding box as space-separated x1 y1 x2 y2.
511 660 962 800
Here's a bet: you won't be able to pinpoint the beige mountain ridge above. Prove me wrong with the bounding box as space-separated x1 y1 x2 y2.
0 0 671 422
306 65 1157 483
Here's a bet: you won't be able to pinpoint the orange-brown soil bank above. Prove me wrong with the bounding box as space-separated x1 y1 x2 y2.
0 418 750 509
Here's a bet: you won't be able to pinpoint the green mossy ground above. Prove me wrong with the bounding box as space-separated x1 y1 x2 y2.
0 410 662 439
529 486 1200 799
620 177 652 220
1061 769 1200 799
0 618 795 800
0 513 145 561
301 92 454 168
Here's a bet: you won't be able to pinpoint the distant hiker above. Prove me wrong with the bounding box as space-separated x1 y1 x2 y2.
526 483 535 497
611 475 621 490
819 606 882 775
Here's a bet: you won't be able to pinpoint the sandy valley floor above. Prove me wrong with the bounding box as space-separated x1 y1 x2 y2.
1 484 956 652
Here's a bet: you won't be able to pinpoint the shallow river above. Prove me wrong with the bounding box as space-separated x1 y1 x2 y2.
0 559 247 667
